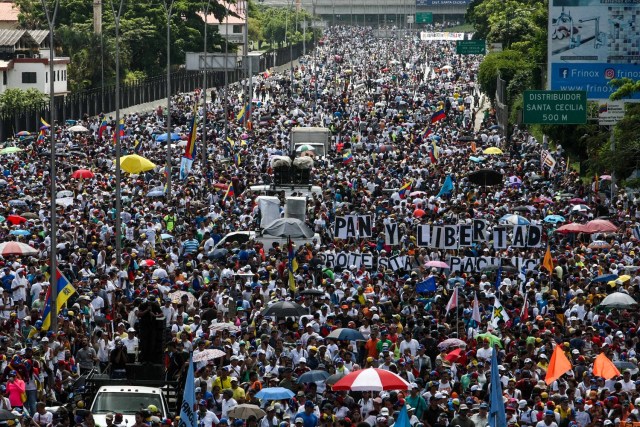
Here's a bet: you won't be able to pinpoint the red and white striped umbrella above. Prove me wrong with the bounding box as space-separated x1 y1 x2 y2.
331 368 410 391
0 241 38 256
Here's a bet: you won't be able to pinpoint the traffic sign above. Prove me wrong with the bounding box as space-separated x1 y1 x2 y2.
523 90 587 125
456 40 486 55
415 12 433 24
598 100 625 126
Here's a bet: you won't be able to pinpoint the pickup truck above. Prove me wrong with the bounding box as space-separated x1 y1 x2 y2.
91 385 169 427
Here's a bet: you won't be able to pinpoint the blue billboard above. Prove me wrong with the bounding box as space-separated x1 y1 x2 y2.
548 0 640 101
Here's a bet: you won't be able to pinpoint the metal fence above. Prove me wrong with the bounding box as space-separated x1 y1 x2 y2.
0 41 312 141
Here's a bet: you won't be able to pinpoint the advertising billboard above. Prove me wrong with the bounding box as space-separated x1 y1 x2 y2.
548 0 640 101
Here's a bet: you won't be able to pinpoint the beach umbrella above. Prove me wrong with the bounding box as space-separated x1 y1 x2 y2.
584 219 617 234
299 289 325 296
228 405 266 420
140 259 156 267
468 169 503 186
332 368 410 391
192 349 226 363
326 328 366 341
0 241 38 256
255 387 295 401
588 240 611 250
0 147 23 155
71 169 95 179
600 292 637 308
156 132 181 142
425 260 449 269
437 338 467 351
544 215 565 224
262 301 308 317
7 215 27 225
297 370 331 384
499 214 530 226
483 147 503 155
119 154 156 174
555 223 586 234
15 131 30 137
68 125 89 133
477 332 503 348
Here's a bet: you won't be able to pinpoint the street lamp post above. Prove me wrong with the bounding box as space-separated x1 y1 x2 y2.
162 0 176 198
110 0 125 269
202 0 212 165
41 0 60 332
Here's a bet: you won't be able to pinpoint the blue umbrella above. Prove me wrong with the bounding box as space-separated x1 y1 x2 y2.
592 274 618 283
156 132 181 142
326 328 366 341
499 214 530 225
254 387 295 401
297 370 330 384
10 230 31 236
147 190 165 198
8 200 27 207
469 156 484 163
161 233 173 240
544 215 566 224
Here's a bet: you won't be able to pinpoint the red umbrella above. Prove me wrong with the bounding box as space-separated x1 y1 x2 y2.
72 169 95 179
569 198 586 204
140 259 156 267
555 223 586 234
445 348 467 365
7 215 27 225
213 183 229 190
583 219 618 234
0 241 38 256
332 368 410 391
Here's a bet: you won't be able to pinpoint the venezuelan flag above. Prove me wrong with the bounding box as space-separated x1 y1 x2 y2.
98 117 108 139
112 119 124 144
398 181 412 199
41 270 76 330
236 104 250 124
431 109 446 124
343 150 353 165
37 129 46 145
599 103 608 114
40 117 50 128
233 152 241 166
223 183 235 201
184 114 197 160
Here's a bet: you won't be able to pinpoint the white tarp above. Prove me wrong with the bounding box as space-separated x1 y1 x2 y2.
257 196 281 229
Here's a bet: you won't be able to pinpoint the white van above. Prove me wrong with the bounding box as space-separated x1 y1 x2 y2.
91 385 168 426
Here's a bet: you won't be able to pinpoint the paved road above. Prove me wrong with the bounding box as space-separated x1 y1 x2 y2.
104 59 302 118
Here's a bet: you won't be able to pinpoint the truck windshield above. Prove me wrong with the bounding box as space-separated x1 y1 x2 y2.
92 392 164 415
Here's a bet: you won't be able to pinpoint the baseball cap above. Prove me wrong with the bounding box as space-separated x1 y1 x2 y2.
295 418 304 424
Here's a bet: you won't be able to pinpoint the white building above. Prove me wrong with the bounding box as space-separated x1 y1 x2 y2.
0 29 69 96
199 1 246 45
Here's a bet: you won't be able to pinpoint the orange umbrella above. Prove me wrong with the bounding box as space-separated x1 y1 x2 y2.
592 353 620 380
71 169 95 179
545 345 572 385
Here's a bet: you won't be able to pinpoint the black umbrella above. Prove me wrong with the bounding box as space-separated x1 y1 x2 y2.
468 169 503 186
262 301 308 317
0 409 17 421
513 206 530 213
299 289 325 296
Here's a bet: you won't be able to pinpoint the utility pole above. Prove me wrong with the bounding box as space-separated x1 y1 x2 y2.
41 0 60 332
110 0 125 269
163 0 176 198
202 0 211 165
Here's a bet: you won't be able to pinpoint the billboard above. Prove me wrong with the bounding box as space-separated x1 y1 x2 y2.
548 0 640 101
416 0 470 5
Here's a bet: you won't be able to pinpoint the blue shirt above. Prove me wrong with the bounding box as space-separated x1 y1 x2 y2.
295 412 318 427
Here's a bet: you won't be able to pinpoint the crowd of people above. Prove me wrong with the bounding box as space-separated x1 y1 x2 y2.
0 24 637 427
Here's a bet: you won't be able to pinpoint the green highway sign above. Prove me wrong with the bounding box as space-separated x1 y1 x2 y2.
415 12 433 24
456 40 486 55
523 90 587 125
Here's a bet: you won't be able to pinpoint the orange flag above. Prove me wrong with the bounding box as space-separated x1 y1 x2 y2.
592 353 621 380
545 345 572 385
542 245 554 273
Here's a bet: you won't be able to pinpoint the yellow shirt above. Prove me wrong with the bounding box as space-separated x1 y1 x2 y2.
213 376 232 390
231 386 245 402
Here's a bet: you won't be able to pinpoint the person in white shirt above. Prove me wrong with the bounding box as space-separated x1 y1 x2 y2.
221 390 237 419
398 332 420 357
11 269 28 303
197 400 220 427
122 328 139 358
32 402 53 427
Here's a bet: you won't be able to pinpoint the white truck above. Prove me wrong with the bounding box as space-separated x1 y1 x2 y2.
290 127 330 157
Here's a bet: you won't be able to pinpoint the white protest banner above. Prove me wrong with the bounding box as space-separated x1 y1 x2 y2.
420 32 465 41
384 222 400 246
334 215 373 239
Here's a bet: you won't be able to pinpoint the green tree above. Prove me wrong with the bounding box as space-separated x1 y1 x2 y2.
478 50 535 104
0 88 48 112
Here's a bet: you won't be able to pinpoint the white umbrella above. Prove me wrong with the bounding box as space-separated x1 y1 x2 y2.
210 322 241 333
192 349 226 362
68 125 89 133
600 292 637 308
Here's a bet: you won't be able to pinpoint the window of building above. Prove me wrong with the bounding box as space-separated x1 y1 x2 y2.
232 24 243 33
2 71 6 86
22 72 37 84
